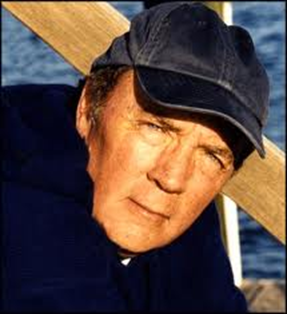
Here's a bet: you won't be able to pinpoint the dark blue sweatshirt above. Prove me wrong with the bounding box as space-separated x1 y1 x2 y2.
1 84 247 312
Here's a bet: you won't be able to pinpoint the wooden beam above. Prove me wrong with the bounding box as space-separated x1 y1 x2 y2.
223 137 285 243
2 2 130 75
2 1 285 244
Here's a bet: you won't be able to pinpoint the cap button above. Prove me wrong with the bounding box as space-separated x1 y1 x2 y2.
197 20 208 29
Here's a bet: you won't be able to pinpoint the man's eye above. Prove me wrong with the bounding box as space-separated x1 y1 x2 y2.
139 121 164 132
207 151 225 169
137 120 168 145
145 122 163 131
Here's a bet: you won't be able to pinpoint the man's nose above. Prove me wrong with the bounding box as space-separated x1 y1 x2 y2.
147 144 193 194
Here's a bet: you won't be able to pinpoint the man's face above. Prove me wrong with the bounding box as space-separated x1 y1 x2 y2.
77 70 234 253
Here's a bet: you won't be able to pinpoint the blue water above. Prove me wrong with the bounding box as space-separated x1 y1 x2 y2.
2 2 285 279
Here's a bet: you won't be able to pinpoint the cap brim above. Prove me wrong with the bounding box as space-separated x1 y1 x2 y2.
135 66 265 158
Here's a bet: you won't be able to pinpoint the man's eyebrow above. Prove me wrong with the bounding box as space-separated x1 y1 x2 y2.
139 105 181 132
203 144 234 160
153 115 181 132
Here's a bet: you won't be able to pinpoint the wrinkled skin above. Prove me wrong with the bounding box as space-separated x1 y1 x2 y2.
76 70 234 254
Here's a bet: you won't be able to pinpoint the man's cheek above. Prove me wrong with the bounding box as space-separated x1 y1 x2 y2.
108 135 160 174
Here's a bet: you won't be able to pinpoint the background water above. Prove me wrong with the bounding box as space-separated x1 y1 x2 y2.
2 2 285 279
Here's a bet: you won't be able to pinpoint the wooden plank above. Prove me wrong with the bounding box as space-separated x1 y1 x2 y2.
201 2 225 17
2 2 130 74
2 1 285 244
223 137 285 243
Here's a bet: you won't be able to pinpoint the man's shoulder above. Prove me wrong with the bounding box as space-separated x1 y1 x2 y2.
2 82 82 150
2 83 76 97
2 83 78 111
1 83 80 128
2 82 88 197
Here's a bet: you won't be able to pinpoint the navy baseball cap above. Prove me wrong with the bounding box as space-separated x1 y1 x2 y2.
91 2 270 158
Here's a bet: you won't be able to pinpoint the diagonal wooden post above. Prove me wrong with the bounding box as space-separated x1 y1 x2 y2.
2 1 285 245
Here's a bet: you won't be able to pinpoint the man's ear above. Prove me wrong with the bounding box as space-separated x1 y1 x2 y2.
76 86 92 144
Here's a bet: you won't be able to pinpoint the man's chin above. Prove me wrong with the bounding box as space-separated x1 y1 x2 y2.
114 240 155 255
94 212 172 253
109 233 162 255
117 247 139 258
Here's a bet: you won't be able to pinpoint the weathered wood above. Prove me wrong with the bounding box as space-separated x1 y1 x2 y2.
2 1 285 244
2 2 130 74
223 137 285 243
200 2 225 17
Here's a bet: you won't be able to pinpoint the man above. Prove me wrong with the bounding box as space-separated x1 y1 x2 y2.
2 2 269 311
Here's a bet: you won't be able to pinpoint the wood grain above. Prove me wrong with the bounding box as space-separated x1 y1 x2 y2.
222 137 285 243
2 2 130 74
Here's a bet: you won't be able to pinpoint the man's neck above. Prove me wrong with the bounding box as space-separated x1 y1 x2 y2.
118 248 138 259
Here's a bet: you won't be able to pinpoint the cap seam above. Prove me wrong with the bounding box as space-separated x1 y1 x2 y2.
136 9 171 63
136 3 191 64
216 21 228 83
136 64 262 126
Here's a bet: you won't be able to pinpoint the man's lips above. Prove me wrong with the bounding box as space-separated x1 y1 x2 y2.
128 198 170 221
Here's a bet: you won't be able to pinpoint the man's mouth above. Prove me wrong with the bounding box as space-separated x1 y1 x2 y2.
128 198 170 223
